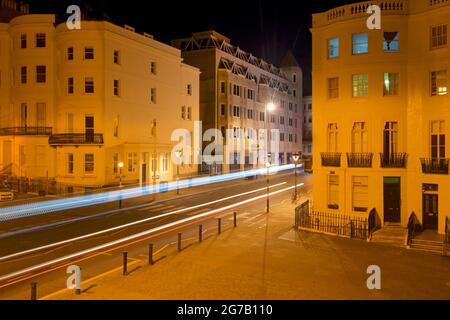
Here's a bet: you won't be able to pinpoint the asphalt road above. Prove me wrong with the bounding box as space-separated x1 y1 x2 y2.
0 171 312 299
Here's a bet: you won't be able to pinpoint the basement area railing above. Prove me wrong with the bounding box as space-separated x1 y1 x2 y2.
295 201 369 240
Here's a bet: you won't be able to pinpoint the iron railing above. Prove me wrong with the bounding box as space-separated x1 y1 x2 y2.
49 133 104 146
295 201 369 240
420 158 450 175
0 127 52 136
320 153 341 167
380 153 408 168
368 209 381 239
347 153 373 168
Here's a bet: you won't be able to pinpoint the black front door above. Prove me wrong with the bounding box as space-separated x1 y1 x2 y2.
423 194 438 230
384 177 401 223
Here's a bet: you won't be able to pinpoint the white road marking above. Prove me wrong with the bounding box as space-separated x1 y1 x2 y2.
0 182 287 263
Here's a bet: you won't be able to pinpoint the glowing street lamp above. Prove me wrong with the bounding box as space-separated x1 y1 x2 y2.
292 153 301 201
174 150 182 195
118 162 124 187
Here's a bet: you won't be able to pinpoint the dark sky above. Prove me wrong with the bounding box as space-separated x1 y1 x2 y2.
25 0 356 95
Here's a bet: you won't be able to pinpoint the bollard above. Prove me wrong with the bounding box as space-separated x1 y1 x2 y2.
233 212 237 228
123 251 128 275
218 218 222 235
30 282 37 300
178 233 182 252
148 243 154 265
199 224 203 243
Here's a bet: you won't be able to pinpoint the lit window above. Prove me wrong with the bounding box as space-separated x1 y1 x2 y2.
352 176 368 212
85 77 94 93
352 33 368 55
85 47 94 60
85 154 94 173
36 65 46 83
383 32 399 52
352 74 368 97
431 70 447 96
36 33 46 48
328 77 339 99
431 24 447 49
328 38 339 58
383 73 399 96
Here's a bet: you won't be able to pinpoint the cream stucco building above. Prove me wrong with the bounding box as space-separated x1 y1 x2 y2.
172 31 303 173
0 4 199 192
312 0 449 235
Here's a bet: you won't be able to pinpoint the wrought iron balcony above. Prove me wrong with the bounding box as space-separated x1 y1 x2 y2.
0 127 52 136
420 158 449 175
380 153 408 168
347 153 373 168
49 133 104 147
320 153 341 167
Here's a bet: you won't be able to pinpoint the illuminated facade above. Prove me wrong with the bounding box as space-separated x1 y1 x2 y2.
312 0 450 235
302 96 312 156
172 31 303 173
0 11 199 191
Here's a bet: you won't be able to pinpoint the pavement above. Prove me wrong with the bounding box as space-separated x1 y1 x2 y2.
42 191 450 300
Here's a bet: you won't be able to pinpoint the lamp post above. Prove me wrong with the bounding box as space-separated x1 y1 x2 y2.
118 162 124 187
292 153 301 201
266 153 272 213
174 150 182 195
266 102 276 164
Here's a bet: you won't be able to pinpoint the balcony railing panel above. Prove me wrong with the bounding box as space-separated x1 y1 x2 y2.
420 158 449 175
380 153 408 168
49 134 104 146
347 153 373 168
0 127 52 136
320 153 341 167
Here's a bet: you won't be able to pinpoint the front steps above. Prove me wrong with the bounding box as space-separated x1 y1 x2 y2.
371 223 406 247
410 239 444 254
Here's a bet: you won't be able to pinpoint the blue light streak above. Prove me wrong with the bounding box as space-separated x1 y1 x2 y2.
0 164 298 221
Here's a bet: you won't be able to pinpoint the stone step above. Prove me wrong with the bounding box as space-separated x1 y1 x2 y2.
412 239 443 246
410 246 443 254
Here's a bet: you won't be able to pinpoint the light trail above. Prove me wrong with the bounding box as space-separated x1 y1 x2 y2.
0 164 298 222
0 182 287 262
0 183 304 283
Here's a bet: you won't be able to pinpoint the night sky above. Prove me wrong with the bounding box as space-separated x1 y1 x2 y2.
25 0 356 95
